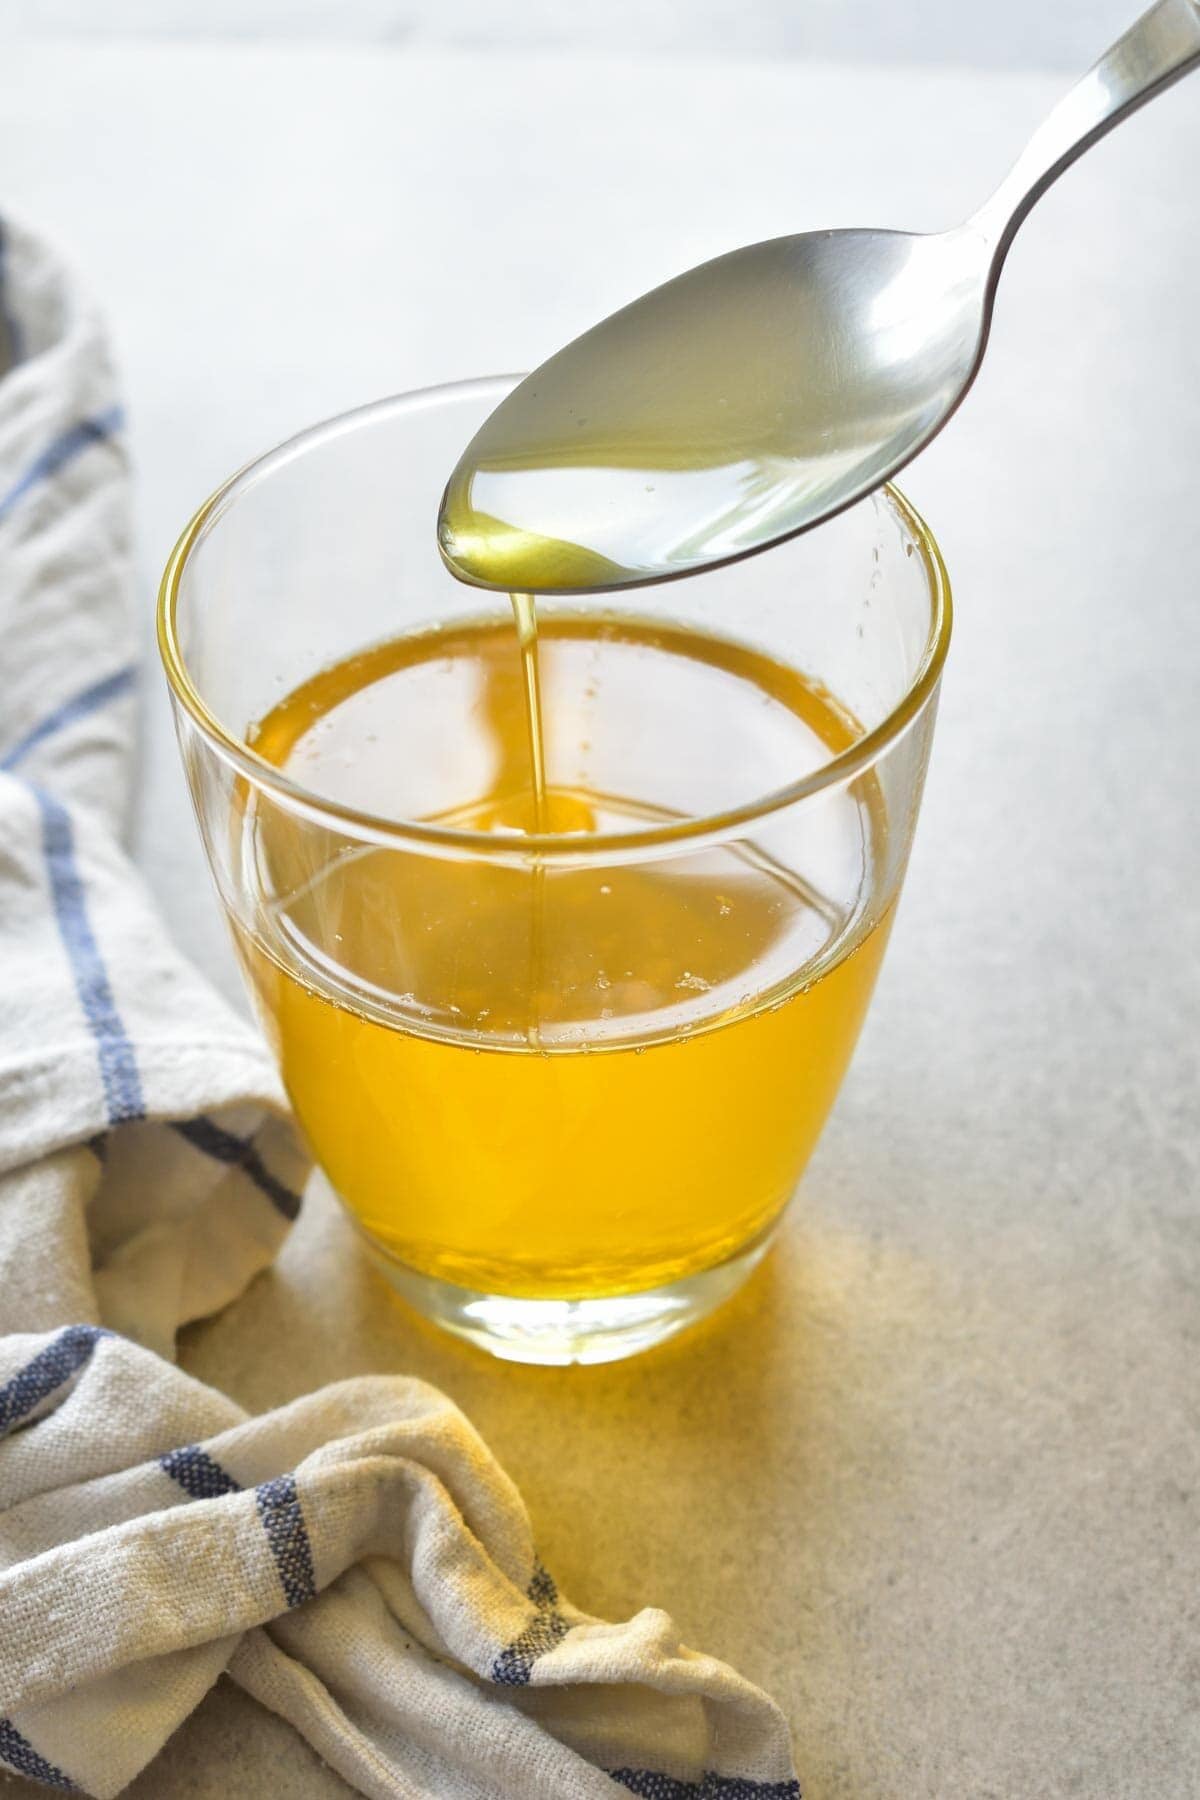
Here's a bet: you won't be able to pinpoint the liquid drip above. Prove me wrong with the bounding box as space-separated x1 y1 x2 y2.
510 591 547 827
511 590 547 1047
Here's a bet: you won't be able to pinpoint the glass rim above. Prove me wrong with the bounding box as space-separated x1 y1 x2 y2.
157 375 953 863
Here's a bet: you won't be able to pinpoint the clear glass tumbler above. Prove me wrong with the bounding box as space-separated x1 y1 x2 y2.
158 377 951 1365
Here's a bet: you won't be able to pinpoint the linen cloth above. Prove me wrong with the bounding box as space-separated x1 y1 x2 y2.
0 215 802 1799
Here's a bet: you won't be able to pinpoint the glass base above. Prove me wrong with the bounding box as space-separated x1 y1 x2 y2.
361 1227 778 1365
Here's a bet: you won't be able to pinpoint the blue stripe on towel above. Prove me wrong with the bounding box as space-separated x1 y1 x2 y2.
0 665 136 774
36 786 144 1126
0 1325 106 1440
159 1444 243 1500
0 1718 78 1790
526 1560 560 1609
609 1774 802 1799
172 1115 302 1221
491 1560 570 1687
162 1455 317 1607
255 1473 317 1607
0 219 23 369
0 405 124 528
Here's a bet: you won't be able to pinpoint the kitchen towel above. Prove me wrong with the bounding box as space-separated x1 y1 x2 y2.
0 214 801 1800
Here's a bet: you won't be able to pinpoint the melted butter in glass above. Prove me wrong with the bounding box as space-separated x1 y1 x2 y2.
239 612 890 1295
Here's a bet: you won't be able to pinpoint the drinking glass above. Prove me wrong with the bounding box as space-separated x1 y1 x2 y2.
158 377 951 1365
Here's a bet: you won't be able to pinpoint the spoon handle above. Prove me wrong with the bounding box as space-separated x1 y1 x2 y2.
974 0 1200 252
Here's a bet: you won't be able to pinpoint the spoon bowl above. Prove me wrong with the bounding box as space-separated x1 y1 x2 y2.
439 228 988 593
439 0 1200 595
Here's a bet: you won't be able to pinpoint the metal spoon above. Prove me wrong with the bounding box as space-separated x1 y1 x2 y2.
438 0 1200 595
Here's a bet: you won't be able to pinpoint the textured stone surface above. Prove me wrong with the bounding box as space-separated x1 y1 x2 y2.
1 40 1198 1800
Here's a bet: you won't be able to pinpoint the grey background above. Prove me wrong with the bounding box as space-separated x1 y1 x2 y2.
2 9 1199 1800
0 0 1140 71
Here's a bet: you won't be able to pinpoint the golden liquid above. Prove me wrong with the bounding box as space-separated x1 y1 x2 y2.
237 612 890 1298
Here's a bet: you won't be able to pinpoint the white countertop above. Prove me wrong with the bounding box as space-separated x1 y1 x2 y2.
2 39 1198 1799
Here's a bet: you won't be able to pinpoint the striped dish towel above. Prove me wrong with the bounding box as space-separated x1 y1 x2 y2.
0 217 802 1800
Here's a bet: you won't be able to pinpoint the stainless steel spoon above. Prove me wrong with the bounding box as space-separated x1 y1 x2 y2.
438 0 1200 595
